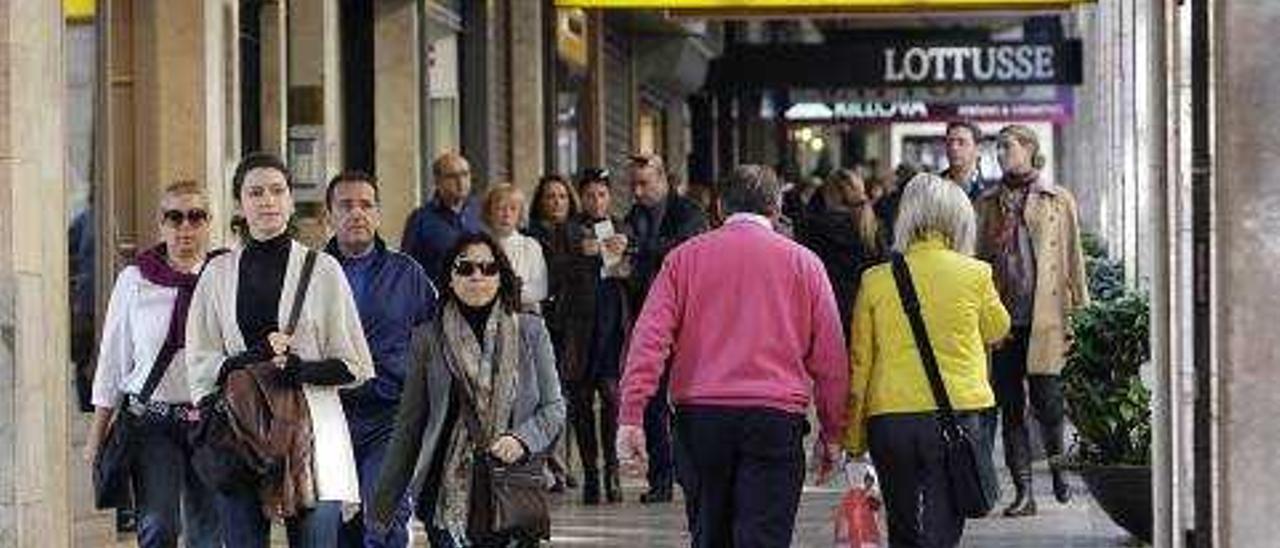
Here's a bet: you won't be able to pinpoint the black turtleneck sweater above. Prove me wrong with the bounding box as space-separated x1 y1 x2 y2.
460 300 495 344
220 232 353 386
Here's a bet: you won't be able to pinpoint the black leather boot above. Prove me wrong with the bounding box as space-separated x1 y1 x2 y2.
1003 470 1037 517
582 469 601 505
1041 420 1072 504
605 466 623 503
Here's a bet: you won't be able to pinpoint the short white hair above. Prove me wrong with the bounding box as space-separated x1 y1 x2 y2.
892 173 976 255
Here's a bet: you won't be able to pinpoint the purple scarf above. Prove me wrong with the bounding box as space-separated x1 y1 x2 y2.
135 244 223 352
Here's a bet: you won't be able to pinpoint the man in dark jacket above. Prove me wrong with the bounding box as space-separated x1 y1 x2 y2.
941 120 993 200
326 171 437 548
400 152 484 284
623 152 708 503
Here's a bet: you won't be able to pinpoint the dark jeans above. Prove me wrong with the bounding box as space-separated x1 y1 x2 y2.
568 378 620 473
130 414 222 548
643 372 674 493
216 493 341 548
868 413 982 548
992 326 1067 477
340 412 410 548
672 406 806 548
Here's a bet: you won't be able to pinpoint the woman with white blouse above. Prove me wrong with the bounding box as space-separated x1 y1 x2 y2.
185 152 374 547
482 184 548 313
84 180 224 548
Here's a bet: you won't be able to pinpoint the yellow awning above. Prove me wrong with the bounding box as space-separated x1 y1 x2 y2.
554 0 1092 9
64 0 95 21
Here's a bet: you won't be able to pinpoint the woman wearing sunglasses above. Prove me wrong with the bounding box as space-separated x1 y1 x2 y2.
370 232 565 547
85 180 224 547
186 152 374 547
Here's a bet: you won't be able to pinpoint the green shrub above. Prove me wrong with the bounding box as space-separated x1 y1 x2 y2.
1061 291 1151 466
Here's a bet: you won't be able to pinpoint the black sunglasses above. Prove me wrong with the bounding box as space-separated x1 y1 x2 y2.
453 259 500 278
162 208 210 226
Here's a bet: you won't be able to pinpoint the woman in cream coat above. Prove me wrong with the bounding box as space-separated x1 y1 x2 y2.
186 152 373 547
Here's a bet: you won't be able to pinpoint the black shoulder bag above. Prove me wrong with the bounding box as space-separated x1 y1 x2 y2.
93 331 182 509
889 253 999 518
190 249 318 494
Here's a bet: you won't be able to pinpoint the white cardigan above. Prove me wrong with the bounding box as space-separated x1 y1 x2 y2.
186 240 374 510
497 231 548 309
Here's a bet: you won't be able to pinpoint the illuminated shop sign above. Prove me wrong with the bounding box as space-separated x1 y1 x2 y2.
784 98 1072 124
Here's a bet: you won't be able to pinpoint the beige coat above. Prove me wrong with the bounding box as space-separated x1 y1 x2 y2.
186 241 374 512
975 178 1090 375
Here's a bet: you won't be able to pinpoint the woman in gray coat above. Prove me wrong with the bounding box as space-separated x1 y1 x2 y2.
370 232 565 547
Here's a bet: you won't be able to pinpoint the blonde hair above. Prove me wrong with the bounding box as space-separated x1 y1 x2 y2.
892 173 976 255
999 124 1047 170
482 183 526 226
823 168 881 252
164 179 205 198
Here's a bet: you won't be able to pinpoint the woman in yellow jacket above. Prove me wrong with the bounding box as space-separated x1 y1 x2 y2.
844 173 1010 548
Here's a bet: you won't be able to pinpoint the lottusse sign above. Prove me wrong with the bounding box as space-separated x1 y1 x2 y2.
707 39 1083 89
884 45 1058 84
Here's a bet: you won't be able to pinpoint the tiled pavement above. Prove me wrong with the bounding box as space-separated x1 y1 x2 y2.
92 462 1140 547
548 462 1140 548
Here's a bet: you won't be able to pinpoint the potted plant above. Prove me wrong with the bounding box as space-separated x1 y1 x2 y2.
1059 237 1152 543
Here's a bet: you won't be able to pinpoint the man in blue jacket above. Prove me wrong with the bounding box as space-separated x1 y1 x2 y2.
400 152 484 284
325 170 437 548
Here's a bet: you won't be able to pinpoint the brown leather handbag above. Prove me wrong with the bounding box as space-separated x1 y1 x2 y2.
467 451 550 543
455 380 551 543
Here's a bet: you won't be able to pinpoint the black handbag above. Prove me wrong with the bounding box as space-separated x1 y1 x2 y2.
889 253 999 519
190 249 317 494
93 335 181 509
452 365 551 542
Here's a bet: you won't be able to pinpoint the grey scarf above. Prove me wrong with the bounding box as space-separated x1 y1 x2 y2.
434 300 521 538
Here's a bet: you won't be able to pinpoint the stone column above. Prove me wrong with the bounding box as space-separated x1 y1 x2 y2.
1215 3 1280 545
259 0 288 156
0 0 73 546
374 0 422 246
508 0 545 194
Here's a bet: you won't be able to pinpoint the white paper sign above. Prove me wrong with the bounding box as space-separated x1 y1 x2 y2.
593 220 622 275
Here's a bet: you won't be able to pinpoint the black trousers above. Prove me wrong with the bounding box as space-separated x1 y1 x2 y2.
672 406 806 548
567 378 620 473
868 413 981 548
643 372 674 492
992 326 1067 477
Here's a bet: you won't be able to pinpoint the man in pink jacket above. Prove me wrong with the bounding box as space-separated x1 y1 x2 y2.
617 164 849 548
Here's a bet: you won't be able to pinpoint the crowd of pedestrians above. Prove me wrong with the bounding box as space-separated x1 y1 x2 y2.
84 119 1086 548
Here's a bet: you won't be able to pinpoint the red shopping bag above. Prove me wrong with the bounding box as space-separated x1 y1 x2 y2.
833 458 884 548
833 485 883 548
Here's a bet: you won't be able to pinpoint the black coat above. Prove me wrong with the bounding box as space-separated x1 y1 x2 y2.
624 193 708 311
798 210 883 339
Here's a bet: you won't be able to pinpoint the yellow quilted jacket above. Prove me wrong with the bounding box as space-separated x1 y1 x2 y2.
842 236 1010 455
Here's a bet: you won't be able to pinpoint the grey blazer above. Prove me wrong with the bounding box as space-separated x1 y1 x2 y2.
369 312 565 528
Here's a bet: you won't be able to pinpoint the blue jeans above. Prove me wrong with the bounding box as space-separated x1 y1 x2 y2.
216 493 341 548
340 413 410 548
130 415 222 548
